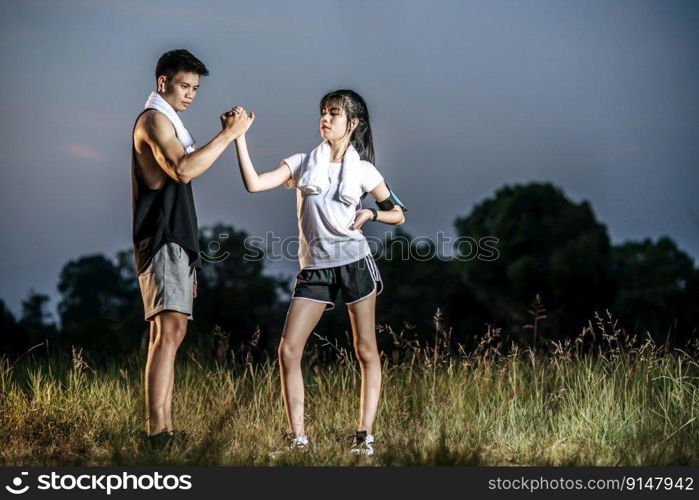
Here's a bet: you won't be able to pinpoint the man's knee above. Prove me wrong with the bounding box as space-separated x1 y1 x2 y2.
153 311 188 347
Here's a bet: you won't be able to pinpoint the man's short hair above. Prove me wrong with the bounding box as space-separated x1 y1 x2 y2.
155 49 209 81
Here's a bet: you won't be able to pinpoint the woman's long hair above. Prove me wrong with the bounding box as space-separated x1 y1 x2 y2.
320 89 375 164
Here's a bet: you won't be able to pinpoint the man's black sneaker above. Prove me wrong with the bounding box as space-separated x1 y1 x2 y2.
147 430 174 450
168 429 189 445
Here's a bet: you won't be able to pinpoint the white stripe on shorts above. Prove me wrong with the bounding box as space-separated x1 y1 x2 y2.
365 255 380 282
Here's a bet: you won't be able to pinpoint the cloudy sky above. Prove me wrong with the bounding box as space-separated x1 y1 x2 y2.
1 0 698 319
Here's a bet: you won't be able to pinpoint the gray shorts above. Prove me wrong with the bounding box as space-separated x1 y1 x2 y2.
138 242 197 321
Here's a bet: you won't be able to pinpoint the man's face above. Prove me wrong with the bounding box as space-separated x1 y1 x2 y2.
161 71 200 112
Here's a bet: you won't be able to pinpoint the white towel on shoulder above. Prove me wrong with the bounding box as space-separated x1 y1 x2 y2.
298 141 363 206
144 91 196 153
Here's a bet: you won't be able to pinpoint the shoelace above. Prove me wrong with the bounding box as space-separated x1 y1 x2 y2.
282 431 308 450
350 431 374 449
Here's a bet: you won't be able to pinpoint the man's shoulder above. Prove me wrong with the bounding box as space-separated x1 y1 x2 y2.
137 109 168 129
133 110 162 149
135 110 174 140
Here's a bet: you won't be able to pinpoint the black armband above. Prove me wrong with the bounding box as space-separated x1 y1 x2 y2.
376 183 407 212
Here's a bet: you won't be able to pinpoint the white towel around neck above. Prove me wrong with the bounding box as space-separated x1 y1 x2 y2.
298 142 364 206
144 91 196 153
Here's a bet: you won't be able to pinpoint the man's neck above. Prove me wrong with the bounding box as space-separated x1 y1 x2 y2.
159 92 180 112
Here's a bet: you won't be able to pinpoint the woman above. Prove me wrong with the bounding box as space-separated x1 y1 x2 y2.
232 89 406 456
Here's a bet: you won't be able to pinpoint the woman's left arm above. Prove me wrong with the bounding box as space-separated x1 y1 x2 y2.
350 181 405 230
234 134 292 193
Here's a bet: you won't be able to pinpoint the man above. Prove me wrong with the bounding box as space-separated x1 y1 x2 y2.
131 49 252 444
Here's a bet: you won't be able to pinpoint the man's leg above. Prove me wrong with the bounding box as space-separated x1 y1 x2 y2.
145 310 188 435
164 359 176 431
145 321 157 433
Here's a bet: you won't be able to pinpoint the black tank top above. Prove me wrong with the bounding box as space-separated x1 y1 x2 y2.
131 109 201 275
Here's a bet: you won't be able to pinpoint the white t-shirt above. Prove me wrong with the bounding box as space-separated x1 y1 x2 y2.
283 153 384 270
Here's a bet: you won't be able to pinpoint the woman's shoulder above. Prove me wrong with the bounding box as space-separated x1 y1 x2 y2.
359 159 377 169
359 160 382 175
284 152 307 162
282 152 308 171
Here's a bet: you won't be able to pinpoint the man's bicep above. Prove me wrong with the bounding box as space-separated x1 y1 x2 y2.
144 113 186 182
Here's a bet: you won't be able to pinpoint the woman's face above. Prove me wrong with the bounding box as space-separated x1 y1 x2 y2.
320 100 353 142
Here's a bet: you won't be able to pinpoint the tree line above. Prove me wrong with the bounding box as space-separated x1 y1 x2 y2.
1 182 697 361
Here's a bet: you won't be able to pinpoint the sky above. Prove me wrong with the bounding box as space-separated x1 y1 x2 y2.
1 0 698 320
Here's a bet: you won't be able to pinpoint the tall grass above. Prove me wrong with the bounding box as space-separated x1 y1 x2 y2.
1 311 697 466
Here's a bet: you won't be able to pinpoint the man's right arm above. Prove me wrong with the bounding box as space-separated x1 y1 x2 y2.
143 110 247 184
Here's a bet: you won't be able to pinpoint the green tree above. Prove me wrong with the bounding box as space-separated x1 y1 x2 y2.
57 253 143 357
18 290 58 345
192 223 287 359
611 236 696 343
374 229 488 348
453 182 615 342
0 299 27 356
679 268 699 344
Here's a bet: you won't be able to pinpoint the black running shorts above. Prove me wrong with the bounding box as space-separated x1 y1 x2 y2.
291 255 383 310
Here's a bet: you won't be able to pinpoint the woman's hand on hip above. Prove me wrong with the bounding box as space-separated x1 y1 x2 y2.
350 209 373 231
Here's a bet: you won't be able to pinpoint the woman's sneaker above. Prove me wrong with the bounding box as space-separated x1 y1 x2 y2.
349 430 375 456
269 432 310 459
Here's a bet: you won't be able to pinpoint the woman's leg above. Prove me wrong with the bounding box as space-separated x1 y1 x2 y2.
347 291 380 434
278 298 327 437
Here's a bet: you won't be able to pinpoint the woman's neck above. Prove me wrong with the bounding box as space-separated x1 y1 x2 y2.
327 139 350 162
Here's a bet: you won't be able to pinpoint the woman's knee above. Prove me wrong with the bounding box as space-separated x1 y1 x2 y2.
278 340 303 366
354 340 379 365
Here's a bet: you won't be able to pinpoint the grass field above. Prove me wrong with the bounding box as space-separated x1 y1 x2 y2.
1 313 697 466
